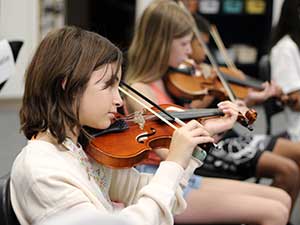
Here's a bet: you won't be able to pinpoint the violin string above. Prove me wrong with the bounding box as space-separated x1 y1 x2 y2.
122 110 222 123
118 85 212 161
118 86 178 130
119 82 219 147
120 81 176 121
120 111 146 121
120 81 211 131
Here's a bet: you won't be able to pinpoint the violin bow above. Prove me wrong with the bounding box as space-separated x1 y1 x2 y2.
210 24 238 70
119 81 221 164
178 2 236 101
210 25 296 109
178 1 256 130
197 36 236 99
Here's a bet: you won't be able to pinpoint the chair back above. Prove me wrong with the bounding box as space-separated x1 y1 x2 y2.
258 54 271 82
258 54 284 135
0 174 20 225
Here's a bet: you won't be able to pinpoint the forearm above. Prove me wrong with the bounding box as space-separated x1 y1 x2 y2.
243 97 257 107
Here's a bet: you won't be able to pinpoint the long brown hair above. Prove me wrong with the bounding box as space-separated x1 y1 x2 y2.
125 0 195 84
20 26 122 143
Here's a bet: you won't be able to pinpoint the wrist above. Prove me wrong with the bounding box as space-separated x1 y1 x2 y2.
165 156 188 169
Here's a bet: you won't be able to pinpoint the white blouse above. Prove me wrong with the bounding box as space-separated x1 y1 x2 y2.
10 140 199 225
271 35 300 141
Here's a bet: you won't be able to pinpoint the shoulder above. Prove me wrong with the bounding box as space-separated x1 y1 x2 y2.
10 141 109 224
11 140 72 186
272 35 299 56
124 82 158 113
130 82 156 99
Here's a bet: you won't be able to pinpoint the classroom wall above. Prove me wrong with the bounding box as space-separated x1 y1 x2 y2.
135 0 153 20
0 0 285 99
0 0 39 99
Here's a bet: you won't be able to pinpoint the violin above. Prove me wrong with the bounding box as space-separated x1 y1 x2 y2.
86 104 224 168
164 64 257 128
189 21 296 107
165 62 296 108
160 5 258 129
164 62 264 100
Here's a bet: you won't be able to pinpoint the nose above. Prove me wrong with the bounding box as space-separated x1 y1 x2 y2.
114 89 123 108
115 102 122 107
186 43 192 55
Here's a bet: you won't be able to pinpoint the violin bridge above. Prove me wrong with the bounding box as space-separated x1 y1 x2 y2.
133 111 146 129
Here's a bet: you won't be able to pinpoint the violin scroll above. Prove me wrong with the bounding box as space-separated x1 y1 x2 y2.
235 108 257 131
245 108 258 125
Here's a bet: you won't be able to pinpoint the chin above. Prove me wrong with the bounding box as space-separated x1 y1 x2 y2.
89 119 111 130
100 120 112 130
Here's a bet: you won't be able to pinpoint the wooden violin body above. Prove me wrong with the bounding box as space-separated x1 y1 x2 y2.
86 104 224 168
86 118 173 168
165 64 264 101
164 64 258 128
218 66 264 99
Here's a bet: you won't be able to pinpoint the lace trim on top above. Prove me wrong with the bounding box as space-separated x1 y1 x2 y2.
62 137 112 206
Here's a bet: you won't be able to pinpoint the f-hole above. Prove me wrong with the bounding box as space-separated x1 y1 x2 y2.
137 128 156 143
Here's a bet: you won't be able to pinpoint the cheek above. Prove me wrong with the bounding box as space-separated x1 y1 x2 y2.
79 91 102 117
200 52 206 61
169 50 181 67
169 55 176 67
79 100 108 128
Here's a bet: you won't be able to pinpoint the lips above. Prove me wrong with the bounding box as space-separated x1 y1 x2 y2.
108 112 115 119
107 112 117 123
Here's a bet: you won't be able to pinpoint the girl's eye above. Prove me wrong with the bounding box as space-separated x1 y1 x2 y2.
103 75 119 89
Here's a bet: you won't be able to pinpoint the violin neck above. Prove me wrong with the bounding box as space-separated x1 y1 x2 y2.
221 72 264 90
169 66 263 90
158 108 224 121
168 66 193 75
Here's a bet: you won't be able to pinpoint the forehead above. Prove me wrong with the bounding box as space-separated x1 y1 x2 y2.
173 33 193 43
91 63 121 81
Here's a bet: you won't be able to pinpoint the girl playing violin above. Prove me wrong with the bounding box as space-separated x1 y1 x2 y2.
124 1 290 224
270 0 300 141
182 7 300 211
10 26 214 225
